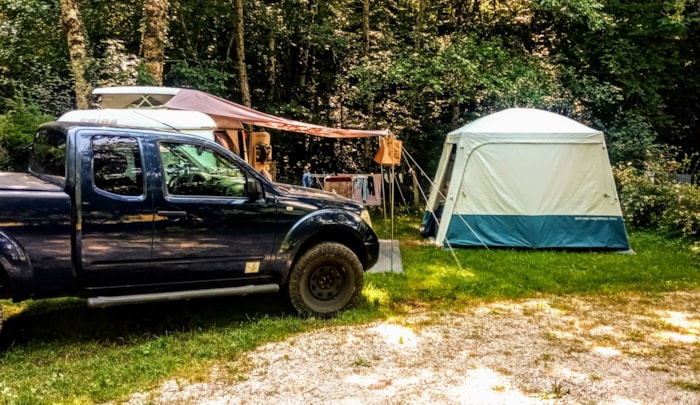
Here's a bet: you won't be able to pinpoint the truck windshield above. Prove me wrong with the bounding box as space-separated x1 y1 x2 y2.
29 128 67 183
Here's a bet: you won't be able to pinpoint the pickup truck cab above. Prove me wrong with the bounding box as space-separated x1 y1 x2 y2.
0 122 379 332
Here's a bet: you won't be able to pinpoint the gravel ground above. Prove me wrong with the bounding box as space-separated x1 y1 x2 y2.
122 291 700 405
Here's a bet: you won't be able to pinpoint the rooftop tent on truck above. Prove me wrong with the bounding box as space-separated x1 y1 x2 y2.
57 108 249 161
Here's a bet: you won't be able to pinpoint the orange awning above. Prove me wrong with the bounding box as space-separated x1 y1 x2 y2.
165 88 389 138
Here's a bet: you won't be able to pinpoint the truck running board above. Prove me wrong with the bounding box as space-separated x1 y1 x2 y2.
86 284 280 308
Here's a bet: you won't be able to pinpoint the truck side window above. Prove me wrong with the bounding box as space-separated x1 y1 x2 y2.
29 128 67 183
92 136 143 196
160 142 246 197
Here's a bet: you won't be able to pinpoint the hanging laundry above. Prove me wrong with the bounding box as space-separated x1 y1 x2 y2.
354 175 367 203
338 173 382 206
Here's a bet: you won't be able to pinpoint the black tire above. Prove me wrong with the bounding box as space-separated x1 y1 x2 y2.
288 242 364 317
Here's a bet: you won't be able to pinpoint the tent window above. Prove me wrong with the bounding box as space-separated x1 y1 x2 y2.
440 144 457 200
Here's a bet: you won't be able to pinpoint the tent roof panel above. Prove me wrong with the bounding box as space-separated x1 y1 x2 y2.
448 108 601 136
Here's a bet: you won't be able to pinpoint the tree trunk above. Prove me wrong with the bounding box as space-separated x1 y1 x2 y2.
363 0 373 171
59 0 90 109
300 48 309 89
234 0 251 107
267 33 277 97
299 0 317 91
415 0 424 51
142 0 169 85
362 0 370 54
451 102 461 130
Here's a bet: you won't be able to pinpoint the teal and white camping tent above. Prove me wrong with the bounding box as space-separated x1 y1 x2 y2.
423 108 630 250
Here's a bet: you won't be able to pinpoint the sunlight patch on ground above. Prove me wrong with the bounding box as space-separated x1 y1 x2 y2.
593 346 621 356
544 329 577 340
608 397 645 405
345 373 424 389
653 310 700 343
521 300 562 316
589 325 624 340
450 367 542 404
369 324 419 347
658 310 700 333
551 365 588 381
657 331 698 344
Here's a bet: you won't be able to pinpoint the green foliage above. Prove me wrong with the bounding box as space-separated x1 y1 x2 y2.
599 111 661 165
0 95 53 171
0 0 73 115
89 39 140 88
341 33 573 178
660 183 700 238
614 164 674 229
614 155 700 238
535 0 696 157
135 62 158 86
166 60 234 98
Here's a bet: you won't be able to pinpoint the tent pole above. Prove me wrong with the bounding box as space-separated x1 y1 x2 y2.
381 164 386 220
390 152 395 272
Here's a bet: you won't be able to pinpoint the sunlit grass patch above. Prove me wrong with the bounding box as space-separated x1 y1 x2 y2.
361 281 392 307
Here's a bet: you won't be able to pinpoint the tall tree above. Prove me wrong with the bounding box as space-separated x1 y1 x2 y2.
362 0 370 54
234 0 251 107
142 0 169 85
59 0 90 109
266 32 277 95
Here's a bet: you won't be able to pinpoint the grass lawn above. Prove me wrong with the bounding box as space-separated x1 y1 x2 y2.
1 214 699 404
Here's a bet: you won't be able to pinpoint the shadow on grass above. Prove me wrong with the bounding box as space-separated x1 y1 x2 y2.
0 292 296 349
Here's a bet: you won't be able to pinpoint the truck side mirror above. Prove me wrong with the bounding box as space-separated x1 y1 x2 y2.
247 177 262 200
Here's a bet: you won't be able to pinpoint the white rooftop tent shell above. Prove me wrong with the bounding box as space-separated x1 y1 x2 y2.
58 109 220 141
423 108 630 250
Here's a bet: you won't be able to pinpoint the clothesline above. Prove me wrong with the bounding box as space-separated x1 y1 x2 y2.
306 173 383 206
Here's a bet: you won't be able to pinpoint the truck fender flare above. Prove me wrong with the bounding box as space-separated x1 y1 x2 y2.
275 209 366 275
0 231 35 294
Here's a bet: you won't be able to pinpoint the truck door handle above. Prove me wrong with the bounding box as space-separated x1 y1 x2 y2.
157 210 188 218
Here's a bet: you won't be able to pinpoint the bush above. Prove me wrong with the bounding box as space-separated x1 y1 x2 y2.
0 95 53 171
660 184 700 238
614 161 675 229
602 111 662 166
614 156 700 238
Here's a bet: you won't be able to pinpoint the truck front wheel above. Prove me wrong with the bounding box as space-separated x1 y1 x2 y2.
289 242 364 317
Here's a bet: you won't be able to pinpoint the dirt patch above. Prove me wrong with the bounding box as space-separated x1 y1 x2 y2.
122 291 700 404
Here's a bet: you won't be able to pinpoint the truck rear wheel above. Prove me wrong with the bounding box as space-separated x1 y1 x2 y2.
288 242 364 317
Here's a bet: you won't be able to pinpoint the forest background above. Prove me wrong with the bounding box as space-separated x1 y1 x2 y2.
0 0 699 235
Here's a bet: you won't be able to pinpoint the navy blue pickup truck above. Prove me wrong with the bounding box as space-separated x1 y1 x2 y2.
0 122 379 332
